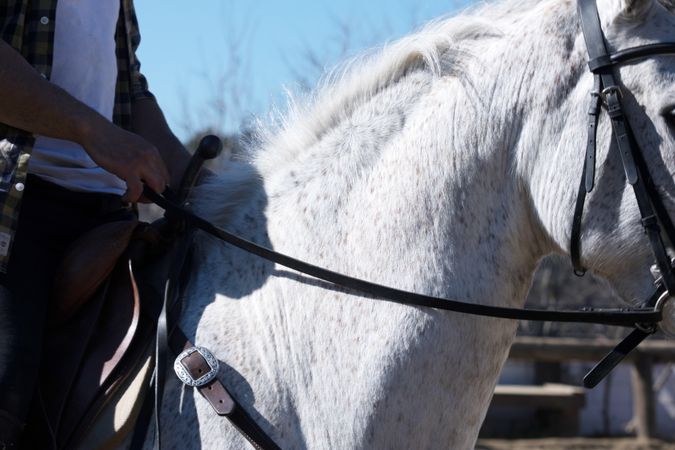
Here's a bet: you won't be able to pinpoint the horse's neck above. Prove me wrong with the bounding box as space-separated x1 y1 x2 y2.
490 1 591 252
252 0 584 295
181 4 583 448
186 84 541 449
260 73 544 302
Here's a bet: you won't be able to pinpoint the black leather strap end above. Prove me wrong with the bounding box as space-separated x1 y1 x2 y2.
584 153 596 193
571 174 588 276
584 92 601 193
583 348 626 388
583 328 651 388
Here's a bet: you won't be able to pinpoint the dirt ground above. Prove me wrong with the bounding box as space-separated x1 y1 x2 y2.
476 438 675 449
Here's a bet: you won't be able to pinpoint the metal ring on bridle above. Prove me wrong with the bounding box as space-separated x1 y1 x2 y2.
655 290 673 313
635 290 673 333
636 291 672 333
632 291 669 334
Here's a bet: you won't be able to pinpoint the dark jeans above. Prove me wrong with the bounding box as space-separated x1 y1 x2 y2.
0 175 132 422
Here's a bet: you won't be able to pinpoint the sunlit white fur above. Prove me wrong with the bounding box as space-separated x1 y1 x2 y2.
151 0 675 448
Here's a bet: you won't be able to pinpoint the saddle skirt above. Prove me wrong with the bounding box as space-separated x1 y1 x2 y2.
32 217 183 449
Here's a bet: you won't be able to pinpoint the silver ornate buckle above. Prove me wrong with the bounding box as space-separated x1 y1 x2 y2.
173 346 220 387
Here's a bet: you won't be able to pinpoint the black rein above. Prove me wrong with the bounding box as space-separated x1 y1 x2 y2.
143 188 662 328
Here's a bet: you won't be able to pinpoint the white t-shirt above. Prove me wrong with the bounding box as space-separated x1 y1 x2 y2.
29 0 126 195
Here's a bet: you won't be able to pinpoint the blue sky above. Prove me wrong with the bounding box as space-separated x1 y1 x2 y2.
135 0 464 143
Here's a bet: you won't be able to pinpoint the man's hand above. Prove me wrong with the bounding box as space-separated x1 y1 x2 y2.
0 40 170 202
79 121 170 202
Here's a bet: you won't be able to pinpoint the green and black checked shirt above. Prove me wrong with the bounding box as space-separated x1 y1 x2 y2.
0 0 154 272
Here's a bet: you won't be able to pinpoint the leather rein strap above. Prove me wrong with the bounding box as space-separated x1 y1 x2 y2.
144 188 661 327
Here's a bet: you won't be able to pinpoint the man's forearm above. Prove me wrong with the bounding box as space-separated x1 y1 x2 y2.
0 39 170 200
0 39 110 147
130 97 191 189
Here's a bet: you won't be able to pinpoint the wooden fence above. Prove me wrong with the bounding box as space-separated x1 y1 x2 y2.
495 336 675 439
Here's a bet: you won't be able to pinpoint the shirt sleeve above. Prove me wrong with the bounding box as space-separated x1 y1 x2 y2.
126 0 155 101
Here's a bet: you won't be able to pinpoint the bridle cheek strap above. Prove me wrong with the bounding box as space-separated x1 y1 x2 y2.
572 0 675 386
571 75 602 276
571 0 675 288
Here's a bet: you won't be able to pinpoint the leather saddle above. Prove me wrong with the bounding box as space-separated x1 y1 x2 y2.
30 215 184 450
27 137 223 449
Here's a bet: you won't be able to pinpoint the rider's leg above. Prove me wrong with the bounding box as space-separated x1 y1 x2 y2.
0 175 133 446
0 179 68 445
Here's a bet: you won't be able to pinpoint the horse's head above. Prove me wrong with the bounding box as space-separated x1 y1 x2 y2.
550 0 675 331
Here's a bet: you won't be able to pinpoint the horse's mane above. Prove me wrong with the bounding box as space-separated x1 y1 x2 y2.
251 0 561 176
194 0 572 225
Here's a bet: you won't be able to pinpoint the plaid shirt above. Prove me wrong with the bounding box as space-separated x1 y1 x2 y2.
0 0 154 272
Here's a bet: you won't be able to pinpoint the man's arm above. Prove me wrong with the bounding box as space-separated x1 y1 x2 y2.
0 40 169 201
130 97 191 190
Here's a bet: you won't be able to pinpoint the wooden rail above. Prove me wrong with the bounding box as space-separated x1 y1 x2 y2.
508 337 675 363
505 336 675 439
486 383 586 437
492 383 585 409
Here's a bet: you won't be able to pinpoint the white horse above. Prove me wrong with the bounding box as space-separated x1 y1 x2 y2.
156 0 675 447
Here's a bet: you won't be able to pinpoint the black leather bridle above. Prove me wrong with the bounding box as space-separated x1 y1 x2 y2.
137 1 675 448
571 0 675 386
